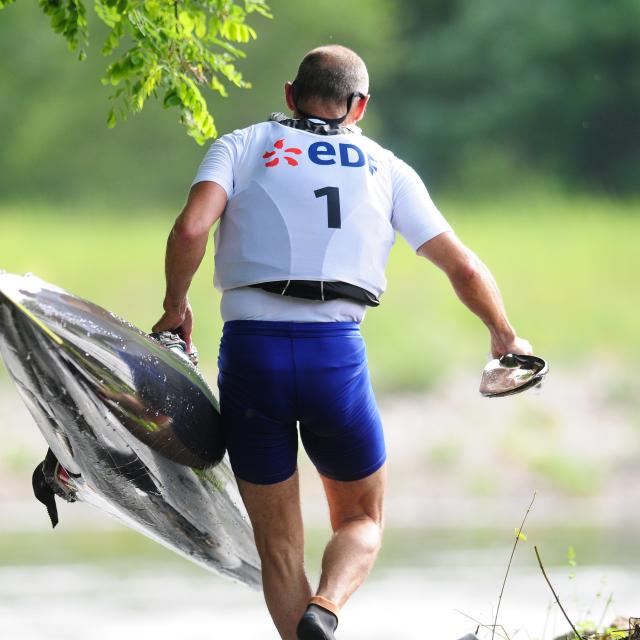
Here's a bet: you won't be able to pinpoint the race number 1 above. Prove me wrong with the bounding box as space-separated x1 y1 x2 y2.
314 186 341 229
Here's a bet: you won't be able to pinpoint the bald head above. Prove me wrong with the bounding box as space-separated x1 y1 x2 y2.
292 45 369 112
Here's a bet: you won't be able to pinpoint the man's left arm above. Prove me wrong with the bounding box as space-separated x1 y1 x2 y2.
388 156 531 357
417 231 532 358
152 181 227 350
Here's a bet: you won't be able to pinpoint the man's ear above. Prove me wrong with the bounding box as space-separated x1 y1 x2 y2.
284 82 296 112
354 94 371 123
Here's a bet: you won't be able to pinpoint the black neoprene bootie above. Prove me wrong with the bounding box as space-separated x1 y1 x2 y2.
296 603 338 640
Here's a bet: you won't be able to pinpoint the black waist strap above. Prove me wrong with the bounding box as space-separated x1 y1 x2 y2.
249 280 380 307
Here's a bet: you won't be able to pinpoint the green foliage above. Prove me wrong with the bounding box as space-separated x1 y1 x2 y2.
0 193 638 390
1 0 639 196
0 0 397 206
382 0 640 193
39 0 89 59
0 0 271 144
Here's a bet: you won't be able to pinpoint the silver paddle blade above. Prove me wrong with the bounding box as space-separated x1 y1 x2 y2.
479 354 549 397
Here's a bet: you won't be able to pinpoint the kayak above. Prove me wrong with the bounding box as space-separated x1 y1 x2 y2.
0 272 260 588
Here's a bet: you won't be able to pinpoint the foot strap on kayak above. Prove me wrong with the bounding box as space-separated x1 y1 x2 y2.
149 330 199 366
31 448 79 528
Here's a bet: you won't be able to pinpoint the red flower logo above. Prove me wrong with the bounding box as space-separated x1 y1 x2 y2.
262 139 302 167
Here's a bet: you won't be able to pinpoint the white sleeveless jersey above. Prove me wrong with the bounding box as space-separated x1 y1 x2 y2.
192 118 452 300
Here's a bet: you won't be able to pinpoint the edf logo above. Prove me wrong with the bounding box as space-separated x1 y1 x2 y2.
308 142 378 175
263 139 378 175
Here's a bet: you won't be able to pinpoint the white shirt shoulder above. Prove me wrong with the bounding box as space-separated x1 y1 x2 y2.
191 123 270 196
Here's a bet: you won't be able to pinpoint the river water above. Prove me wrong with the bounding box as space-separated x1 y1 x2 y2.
1 559 637 639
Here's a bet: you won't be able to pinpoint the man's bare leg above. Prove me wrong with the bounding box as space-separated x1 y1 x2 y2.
237 471 312 640
316 464 386 609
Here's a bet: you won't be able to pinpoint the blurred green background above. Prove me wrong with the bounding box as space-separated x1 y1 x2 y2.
1 0 638 388
1 2 640 626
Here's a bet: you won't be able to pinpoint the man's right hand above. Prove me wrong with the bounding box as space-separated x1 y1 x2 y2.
152 302 194 353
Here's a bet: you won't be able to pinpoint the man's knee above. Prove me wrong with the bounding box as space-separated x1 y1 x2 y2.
362 515 384 554
334 513 384 554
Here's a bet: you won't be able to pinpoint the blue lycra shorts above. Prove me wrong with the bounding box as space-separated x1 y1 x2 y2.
217 320 386 485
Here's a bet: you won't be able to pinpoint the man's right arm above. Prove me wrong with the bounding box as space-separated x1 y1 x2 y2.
152 129 243 347
417 231 533 358
152 181 227 349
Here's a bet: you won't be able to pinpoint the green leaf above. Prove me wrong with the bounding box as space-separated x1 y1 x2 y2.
129 51 144 68
102 28 122 56
194 11 207 38
143 0 161 18
163 90 182 108
95 2 122 28
50 10 68 32
245 0 272 19
209 75 228 97
178 10 195 35
208 15 221 36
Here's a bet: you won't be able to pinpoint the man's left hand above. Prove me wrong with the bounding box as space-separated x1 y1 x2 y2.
491 335 533 359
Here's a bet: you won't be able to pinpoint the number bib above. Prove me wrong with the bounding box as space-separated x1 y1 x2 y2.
213 121 395 299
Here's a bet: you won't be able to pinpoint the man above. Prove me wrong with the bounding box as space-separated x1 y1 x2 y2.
153 45 532 640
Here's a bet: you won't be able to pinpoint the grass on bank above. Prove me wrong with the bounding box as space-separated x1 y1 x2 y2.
0 192 638 391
